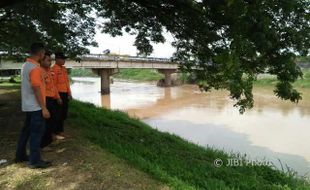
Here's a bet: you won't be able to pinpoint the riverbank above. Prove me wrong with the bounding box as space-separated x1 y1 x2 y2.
0 76 21 89
70 68 310 90
0 86 169 190
68 100 310 190
1 84 309 190
70 68 164 82
114 69 163 81
254 69 310 89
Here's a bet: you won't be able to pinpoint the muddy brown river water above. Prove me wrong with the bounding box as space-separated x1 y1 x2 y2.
71 77 310 176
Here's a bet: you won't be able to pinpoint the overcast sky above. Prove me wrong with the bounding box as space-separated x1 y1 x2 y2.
88 30 176 58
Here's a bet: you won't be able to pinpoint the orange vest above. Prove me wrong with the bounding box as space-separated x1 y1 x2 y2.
42 68 60 99
51 64 71 95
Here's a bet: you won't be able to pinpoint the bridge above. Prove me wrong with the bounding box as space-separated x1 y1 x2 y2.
0 54 179 94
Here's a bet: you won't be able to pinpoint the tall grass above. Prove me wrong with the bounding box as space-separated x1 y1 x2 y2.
254 69 310 89
68 100 310 190
69 68 163 81
69 68 97 77
0 76 21 88
114 69 163 81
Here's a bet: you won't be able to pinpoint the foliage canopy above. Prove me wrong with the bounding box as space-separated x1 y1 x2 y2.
1 0 309 112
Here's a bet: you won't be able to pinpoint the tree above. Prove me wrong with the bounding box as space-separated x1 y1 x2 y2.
96 0 309 112
0 0 23 8
0 0 97 56
1 0 309 112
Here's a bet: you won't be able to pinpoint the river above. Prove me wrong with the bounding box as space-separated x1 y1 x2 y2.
71 77 310 176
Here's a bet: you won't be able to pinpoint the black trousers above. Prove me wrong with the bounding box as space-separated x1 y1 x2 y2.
41 97 58 148
55 92 69 134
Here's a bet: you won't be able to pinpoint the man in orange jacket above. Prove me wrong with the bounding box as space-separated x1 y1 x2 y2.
16 43 51 168
40 51 63 147
51 52 71 138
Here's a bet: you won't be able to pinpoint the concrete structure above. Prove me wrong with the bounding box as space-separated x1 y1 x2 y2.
0 54 179 94
91 68 118 94
157 69 177 87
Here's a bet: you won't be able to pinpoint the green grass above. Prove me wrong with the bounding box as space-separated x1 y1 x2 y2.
0 76 21 89
0 75 20 83
254 69 310 89
15 174 47 190
68 100 310 190
0 82 20 87
296 56 310 63
1 76 309 189
69 68 164 81
294 70 310 88
69 68 97 77
114 69 163 81
254 77 278 86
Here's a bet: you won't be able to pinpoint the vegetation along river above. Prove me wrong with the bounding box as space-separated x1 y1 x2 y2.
71 77 310 177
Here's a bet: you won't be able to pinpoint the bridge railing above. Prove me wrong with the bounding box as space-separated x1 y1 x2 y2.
0 53 173 63
79 54 173 63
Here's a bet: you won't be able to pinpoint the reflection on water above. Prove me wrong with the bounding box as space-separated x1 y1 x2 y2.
71 77 310 176
71 77 164 110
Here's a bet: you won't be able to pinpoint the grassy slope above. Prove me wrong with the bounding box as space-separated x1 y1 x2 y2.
69 68 97 77
0 86 168 190
70 68 163 81
1 73 310 189
68 100 310 190
0 76 21 88
111 68 310 87
254 69 310 88
113 69 163 81
69 68 310 88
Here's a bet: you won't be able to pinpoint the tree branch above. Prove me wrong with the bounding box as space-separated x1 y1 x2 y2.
0 0 27 8
0 9 13 23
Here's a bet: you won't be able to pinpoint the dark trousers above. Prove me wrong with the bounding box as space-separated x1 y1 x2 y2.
55 92 68 134
16 110 45 165
41 97 58 148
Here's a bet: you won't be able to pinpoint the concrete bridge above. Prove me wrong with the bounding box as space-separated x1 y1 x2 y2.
0 54 179 94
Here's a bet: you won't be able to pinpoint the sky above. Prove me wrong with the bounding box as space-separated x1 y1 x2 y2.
88 30 176 58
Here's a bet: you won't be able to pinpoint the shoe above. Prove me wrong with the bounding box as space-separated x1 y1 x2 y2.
59 132 70 138
41 146 53 152
42 160 52 165
55 135 65 140
29 160 52 169
14 156 29 163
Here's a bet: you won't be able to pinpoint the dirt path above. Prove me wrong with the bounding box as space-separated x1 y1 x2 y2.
0 87 169 190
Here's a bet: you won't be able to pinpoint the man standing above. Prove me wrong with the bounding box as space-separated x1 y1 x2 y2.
15 43 51 168
52 52 71 139
40 51 62 148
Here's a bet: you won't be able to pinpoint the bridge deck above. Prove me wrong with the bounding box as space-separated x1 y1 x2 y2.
0 54 178 70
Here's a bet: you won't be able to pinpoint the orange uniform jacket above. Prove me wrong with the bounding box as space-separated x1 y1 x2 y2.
51 64 71 95
42 68 60 99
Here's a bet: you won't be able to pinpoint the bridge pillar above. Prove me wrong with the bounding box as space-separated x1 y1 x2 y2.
92 68 116 94
157 69 177 87
101 95 111 109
